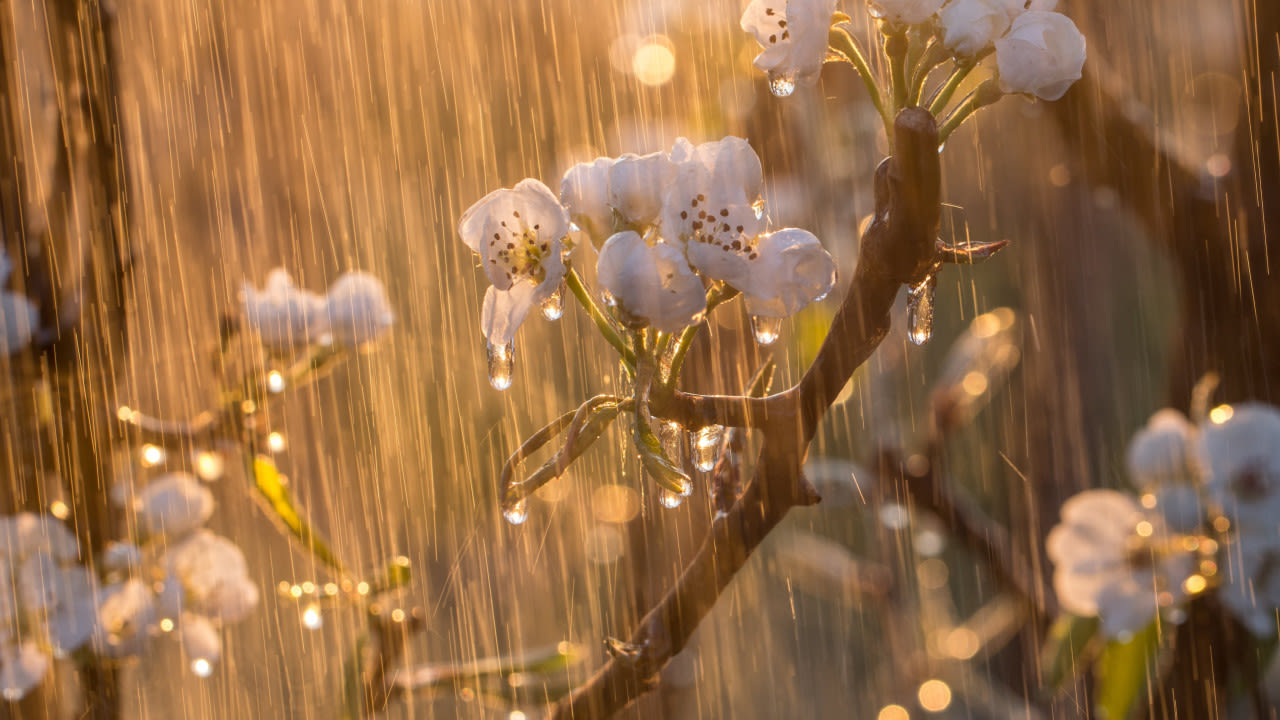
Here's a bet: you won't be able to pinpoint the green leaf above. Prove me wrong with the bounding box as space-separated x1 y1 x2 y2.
1040 614 1100 692
1094 621 1160 720
250 455 347 575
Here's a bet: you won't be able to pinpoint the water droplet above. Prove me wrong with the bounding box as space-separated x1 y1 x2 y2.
486 340 515 390
191 658 213 678
906 274 937 346
751 315 783 345
659 488 684 509
266 370 286 394
541 285 564 321
503 498 529 525
767 71 797 98
693 425 723 472
660 420 685 465
601 289 617 308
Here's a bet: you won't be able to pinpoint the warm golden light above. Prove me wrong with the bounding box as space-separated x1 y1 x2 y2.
946 627 981 660
1183 574 1207 594
917 679 953 712
633 37 676 87
140 444 165 467
1209 404 1234 424
877 705 910 720
1135 521 1154 538
591 484 641 524
962 371 989 396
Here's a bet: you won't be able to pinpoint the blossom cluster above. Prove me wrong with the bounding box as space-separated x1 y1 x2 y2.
741 0 1086 105
458 136 837 387
241 269 395 355
0 473 260 699
1048 402 1280 638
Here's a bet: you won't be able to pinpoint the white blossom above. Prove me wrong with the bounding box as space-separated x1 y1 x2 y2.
95 579 157 658
1046 490 1194 637
136 473 215 539
459 179 571 345
0 513 80 561
1126 409 1196 488
596 231 706 333
241 269 330 354
661 137 766 267
164 530 260 624
938 0 1013 56
0 643 48 701
1222 543 1280 636
737 229 836 317
179 612 222 668
994 11 1086 101
608 152 676 227
561 157 617 242
325 270 395 347
740 0 839 89
866 0 946 25
1197 403 1280 542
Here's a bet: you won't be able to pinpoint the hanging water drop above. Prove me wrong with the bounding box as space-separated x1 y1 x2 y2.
503 498 529 525
767 71 797 97
660 420 685 466
541 285 564 321
906 274 938 346
486 340 515 390
693 425 723 472
751 315 783 345
659 488 685 509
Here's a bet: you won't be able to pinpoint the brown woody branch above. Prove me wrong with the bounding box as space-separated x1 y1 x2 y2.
550 107 946 719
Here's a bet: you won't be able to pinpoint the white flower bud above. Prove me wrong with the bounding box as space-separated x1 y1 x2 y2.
560 157 616 242
938 0 1012 56
607 152 676 227
241 269 330 354
325 271 395 347
596 232 706 333
135 472 215 539
994 11 1086 101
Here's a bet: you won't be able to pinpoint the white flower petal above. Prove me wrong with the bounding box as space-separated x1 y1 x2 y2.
740 0 839 88
0 642 49 701
561 157 616 242
241 269 330 354
741 229 837 318
597 232 706 333
325 271 395 347
480 274 560 346
164 530 256 622
1126 409 1195 488
1198 403 1280 535
0 514 79 562
180 613 222 666
204 576 259 624
608 151 676 227
938 0 1012 56
458 178 571 291
136 473 215 539
1095 577 1159 638
994 11 1086 101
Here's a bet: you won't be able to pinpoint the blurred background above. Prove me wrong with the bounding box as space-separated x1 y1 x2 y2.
0 0 1263 717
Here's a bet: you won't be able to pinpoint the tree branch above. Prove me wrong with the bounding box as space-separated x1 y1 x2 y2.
550 108 946 719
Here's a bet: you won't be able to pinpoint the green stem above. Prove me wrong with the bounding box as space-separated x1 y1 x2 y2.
663 286 737 388
885 29 910 114
937 81 1002 144
829 25 890 138
928 62 973 116
908 43 949 107
566 268 636 371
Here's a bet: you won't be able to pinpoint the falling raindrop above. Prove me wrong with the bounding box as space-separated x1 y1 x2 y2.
693 425 723 472
906 274 938 346
751 315 783 345
541 285 565 321
767 71 797 97
486 340 515 391
503 498 529 525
